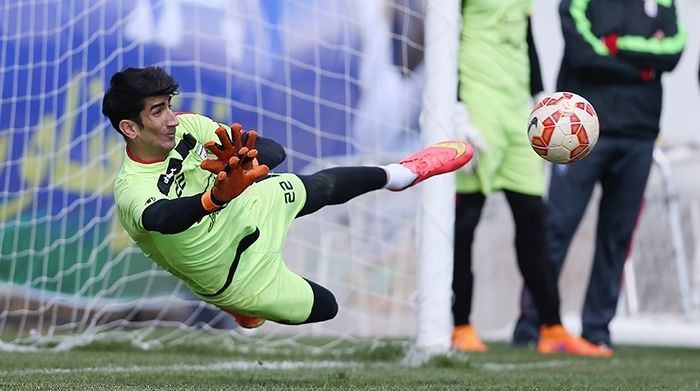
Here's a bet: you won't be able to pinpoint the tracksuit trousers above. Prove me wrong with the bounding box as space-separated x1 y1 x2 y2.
513 136 654 346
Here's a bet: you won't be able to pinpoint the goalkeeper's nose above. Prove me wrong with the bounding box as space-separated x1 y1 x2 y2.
166 108 179 128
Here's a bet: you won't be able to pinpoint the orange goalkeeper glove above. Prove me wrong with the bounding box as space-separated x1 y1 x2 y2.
201 123 260 173
201 156 270 212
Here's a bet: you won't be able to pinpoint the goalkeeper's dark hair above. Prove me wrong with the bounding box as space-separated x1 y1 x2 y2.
102 66 179 134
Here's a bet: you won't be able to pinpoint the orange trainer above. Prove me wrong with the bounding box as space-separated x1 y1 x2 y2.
452 324 488 353
537 324 613 357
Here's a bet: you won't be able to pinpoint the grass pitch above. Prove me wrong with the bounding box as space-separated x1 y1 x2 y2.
1 336 698 390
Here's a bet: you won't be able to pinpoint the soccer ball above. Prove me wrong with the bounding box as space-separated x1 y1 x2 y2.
527 91 599 164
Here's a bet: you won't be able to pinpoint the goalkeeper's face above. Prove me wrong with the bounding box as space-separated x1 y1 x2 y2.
133 95 179 159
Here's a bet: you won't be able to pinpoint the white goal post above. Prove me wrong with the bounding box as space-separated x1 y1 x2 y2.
415 0 460 352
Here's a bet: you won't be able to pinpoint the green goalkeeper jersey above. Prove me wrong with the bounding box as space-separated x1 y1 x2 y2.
114 113 258 294
458 0 532 112
456 0 544 196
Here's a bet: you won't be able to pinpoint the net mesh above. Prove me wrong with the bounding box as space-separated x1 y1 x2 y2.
0 0 428 350
623 146 700 317
3 0 698 352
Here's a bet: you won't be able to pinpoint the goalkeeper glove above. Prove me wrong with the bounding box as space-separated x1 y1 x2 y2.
201 155 270 212
201 123 260 173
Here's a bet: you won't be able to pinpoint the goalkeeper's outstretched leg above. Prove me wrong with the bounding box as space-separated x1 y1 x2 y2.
284 141 473 325
231 140 474 326
195 140 474 329
298 140 474 217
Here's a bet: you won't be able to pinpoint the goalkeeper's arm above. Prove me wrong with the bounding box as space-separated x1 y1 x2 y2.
143 155 270 234
142 195 210 234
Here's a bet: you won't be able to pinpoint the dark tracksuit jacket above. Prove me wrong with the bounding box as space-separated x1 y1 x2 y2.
556 0 685 140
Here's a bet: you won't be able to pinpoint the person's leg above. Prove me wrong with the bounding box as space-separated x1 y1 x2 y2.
227 141 472 324
503 190 611 357
504 191 561 326
297 167 387 217
486 102 547 345
451 192 487 352
582 139 653 346
300 278 339 324
452 192 486 326
297 141 474 217
512 139 607 345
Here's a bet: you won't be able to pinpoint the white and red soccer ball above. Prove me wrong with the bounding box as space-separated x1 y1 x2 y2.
527 91 599 164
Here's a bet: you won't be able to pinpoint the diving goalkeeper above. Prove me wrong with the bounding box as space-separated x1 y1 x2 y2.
103 66 473 328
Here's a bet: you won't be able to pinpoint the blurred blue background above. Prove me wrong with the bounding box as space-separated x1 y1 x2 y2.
0 0 424 298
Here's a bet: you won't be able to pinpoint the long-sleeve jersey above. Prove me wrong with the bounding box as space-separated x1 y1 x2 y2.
114 113 285 294
557 0 685 140
455 0 546 196
458 0 536 113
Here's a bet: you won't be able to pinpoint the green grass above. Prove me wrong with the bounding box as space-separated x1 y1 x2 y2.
1 337 699 390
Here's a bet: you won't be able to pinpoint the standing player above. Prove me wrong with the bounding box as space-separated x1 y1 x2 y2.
513 0 686 353
450 0 610 357
103 66 473 328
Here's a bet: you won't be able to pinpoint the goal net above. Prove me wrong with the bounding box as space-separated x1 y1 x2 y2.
611 146 700 345
0 0 459 352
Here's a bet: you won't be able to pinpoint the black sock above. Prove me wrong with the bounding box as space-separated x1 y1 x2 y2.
297 166 387 217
